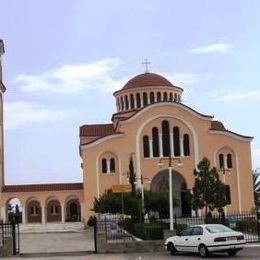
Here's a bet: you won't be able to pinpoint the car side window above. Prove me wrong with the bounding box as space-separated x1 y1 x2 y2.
181 227 193 236
192 227 203 236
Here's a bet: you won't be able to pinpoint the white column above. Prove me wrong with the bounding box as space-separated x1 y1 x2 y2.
61 204 65 223
140 97 144 107
170 133 174 157
180 137 184 157
224 155 228 169
134 96 137 109
22 205 26 224
169 167 174 230
41 205 46 224
149 139 153 158
80 203 84 222
159 133 163 157
106 160 110 173
147 93 151 104
154 93 157 102
1 206 6 223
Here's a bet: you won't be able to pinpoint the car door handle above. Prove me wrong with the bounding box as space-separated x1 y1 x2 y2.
185 238 188 241
198 238 201 240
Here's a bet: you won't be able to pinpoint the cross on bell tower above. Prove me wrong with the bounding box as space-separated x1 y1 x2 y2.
142 58 151 73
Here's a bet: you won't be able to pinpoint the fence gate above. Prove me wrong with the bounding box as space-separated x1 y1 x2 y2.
0 222 20 255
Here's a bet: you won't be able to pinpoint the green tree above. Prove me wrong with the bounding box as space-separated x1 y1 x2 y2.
192 157 228 216
128 156 136 196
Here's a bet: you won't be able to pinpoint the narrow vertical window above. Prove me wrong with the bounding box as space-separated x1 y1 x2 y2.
110 158 115 172
157 92 161 102
125 95 129 110
169 93 173 102
152 127 159 157
143 92 148 106
219 154 224 169
150 92 155 104
173 127 180 156
162 120 170 157
143 135 150 158
226 185 231 204
136 93 141 108
183 134 190 156
163 92 167 101
121 97 124 110
102 158 107 173
227 153 232 168
130 94 134 109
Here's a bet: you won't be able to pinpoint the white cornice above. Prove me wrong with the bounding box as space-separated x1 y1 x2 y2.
208 130 252 142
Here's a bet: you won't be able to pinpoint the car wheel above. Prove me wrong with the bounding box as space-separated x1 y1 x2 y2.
227 249 237 256
168 242 176 255
199 244 208 258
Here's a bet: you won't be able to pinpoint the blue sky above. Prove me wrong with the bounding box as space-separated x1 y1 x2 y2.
0 0 260 184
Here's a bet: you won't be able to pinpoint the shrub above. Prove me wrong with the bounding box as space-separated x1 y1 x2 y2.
87 215 96 226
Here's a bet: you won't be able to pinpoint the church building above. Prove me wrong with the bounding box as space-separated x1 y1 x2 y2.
0 40 255 224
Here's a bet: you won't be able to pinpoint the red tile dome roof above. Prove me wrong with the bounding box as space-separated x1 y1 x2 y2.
122 72 175 90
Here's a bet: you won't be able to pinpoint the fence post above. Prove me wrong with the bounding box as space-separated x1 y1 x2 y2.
93 216 97 253
11 222 16 255
174 214 177 229
257 208 260 243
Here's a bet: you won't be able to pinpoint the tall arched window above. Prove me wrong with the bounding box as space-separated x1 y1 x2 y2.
143 135 150 158
152 127 159 157
143 92 148 106
136 93 141 108
163 92 167 101
110 158 115 172
162 120 170 157
174 93 177 102
157 92 161 102
183 134 190 156
219 153 224 169
227 153 232 168
169 93 173 102
150 92 155 104
130 94 134 109
173 127 180 156
120 97 124 110
125 95 129 110
102 158 107 173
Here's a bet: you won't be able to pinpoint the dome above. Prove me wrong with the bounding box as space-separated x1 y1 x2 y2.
122 72 175 90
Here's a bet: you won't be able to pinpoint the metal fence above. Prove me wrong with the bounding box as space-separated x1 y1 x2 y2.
0 222 20 255
95 215 133 242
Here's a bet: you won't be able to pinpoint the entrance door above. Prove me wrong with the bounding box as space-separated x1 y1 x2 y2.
70 202 79 222
181 191 191 217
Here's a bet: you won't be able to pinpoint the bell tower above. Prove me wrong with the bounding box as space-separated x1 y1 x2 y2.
0 39 6 190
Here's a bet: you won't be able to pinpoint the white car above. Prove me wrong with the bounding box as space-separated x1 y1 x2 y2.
165 224 246 258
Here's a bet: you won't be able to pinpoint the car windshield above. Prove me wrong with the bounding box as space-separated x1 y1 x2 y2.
206 225 233 233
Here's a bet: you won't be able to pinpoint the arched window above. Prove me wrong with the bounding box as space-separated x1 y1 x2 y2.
136 93 141 108
110 158 115 172
130 94 134 109
157 92 161 102
162 120 170 157
227 153 232 168
125 95 129 110
143 92 148 106
143 135 150 158
120 97 124 110
150 92 155 104
101 158 107 173
30 206 39 215
163 92 168 101
173 127 180 156
219 154 224 169
169 93 173 102
152 127 159 157
174 93 177 102
183 134 190 156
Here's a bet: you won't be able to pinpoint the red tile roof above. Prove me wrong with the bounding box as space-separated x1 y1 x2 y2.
80 123 115 137
210 120 226 131
2 183 83 193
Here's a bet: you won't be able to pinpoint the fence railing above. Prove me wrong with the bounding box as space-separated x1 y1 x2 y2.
0 222 20 255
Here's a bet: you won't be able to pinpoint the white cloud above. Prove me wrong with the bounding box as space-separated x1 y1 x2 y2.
188 43 233 54
253 149 260 170
164 73 200 87
14 58 125 94
216 90 260 102
4 101 76 129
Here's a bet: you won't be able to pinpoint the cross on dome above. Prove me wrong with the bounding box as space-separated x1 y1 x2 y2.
142 58 151 73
